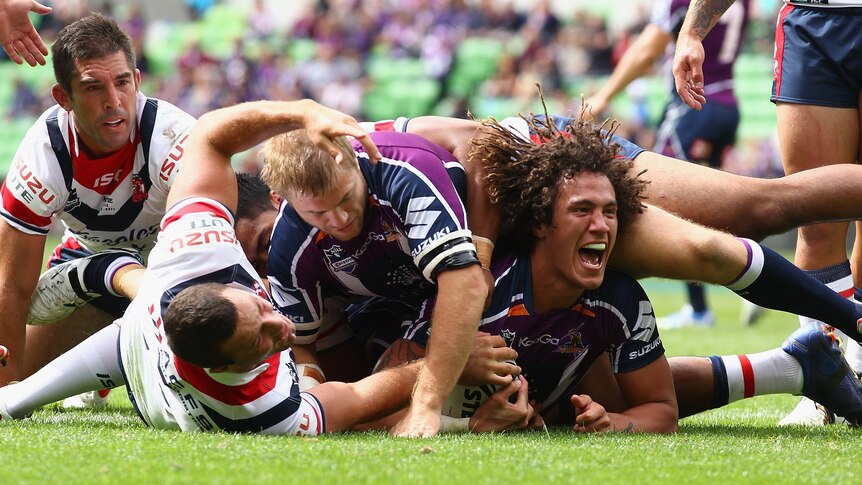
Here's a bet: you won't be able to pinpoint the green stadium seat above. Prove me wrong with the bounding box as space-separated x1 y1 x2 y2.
363 78 440 120
146 23 198 76
288 38 318 63
0 118 33 178
447 37 503 97
364 55 427 86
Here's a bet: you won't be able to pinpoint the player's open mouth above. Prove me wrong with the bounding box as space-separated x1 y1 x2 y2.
104 119 124 128
579 242 607 268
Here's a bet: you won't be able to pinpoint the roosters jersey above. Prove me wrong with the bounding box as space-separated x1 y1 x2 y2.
267 131 478 345
652 0 750 106
0 92 194 256
119 198 323 435
405 252 664 410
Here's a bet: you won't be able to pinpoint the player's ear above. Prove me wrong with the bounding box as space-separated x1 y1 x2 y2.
533 223 547 240
52 84 72 111
269 191 281 209
134 68 141 91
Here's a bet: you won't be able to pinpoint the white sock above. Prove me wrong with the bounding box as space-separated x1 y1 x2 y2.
104 256 141 296
721 348 802 403
0 323 124 419
798 272 853 327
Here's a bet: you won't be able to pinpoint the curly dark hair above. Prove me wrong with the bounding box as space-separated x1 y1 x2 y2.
472 104 647 252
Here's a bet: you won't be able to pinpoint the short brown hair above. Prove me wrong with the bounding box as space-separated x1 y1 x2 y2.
51 13 136 96
260 129 357 198
164 283 237 368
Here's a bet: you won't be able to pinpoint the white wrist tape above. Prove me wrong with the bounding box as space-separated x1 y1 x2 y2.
439 415 471 433
296 363 325 391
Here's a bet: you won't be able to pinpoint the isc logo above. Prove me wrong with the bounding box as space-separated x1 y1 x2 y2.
93 170 123 188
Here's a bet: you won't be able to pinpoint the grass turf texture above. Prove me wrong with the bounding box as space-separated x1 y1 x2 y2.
2 281 860 484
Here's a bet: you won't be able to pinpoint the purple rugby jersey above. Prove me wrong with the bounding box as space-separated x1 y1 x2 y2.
266 131 478 345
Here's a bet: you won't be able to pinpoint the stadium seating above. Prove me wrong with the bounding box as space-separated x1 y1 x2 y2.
447 37 504 98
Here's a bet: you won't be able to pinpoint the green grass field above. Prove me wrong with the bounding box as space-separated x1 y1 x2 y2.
2 280 860 484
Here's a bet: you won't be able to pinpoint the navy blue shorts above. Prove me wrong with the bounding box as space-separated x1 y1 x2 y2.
772 4 862 108
46 240 130 318
653 98 740 168
537 115 646 160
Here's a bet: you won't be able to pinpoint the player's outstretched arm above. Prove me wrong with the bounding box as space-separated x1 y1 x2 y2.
586 23 671 117
0 0 51 66
308 361 421 433
391 265 487 438
169 99 380 211
0 225 46 384
673 0 735 109
572 356 678 434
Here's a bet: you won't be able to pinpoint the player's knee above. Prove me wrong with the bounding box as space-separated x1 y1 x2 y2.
678 230 742 284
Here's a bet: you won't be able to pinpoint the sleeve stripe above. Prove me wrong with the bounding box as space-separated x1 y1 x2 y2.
0 183 53 230
162 197 234 230
412 229 472 267
0 211 50 234
421 241 477 281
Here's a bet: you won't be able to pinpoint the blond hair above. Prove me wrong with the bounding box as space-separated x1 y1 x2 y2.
260 129 357 197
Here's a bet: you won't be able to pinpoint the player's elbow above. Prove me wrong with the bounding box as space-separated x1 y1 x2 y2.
459 264 489 310
650 400 679 434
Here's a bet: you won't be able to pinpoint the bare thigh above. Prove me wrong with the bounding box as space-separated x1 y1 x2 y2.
610 204 747 284
777 103 859 269
23 304 116 377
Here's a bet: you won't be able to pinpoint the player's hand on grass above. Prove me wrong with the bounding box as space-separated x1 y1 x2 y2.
391 403 441 438
672 33 707 110
470 375 542 432
301 99 381 164
459 331 519 386
0 0 51 66
571 394 611 433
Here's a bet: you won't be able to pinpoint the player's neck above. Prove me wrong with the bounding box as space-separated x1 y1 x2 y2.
530 252 585 314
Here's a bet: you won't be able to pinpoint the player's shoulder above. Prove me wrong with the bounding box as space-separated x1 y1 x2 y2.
269 203 318 265
138 93 196 149
595 269 646 295
584 269 649 319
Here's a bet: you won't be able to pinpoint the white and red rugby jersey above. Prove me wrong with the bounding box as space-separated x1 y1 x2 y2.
119 197 323 435
0 92 194 256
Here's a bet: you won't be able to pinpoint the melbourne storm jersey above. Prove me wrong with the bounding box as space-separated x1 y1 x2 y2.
267 131 478 345
0 92 194 256
652 0 750 106
406 252 664 410
119 198 323 435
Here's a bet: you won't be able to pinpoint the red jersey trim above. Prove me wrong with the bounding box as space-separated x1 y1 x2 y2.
173 353 282 406
0 181 52 229
162 200 232 230
773 3 793 96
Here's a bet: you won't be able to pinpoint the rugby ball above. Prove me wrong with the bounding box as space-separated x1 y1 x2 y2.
442 383 500 418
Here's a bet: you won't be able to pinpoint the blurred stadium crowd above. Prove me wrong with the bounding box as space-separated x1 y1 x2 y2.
0 0 784 176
